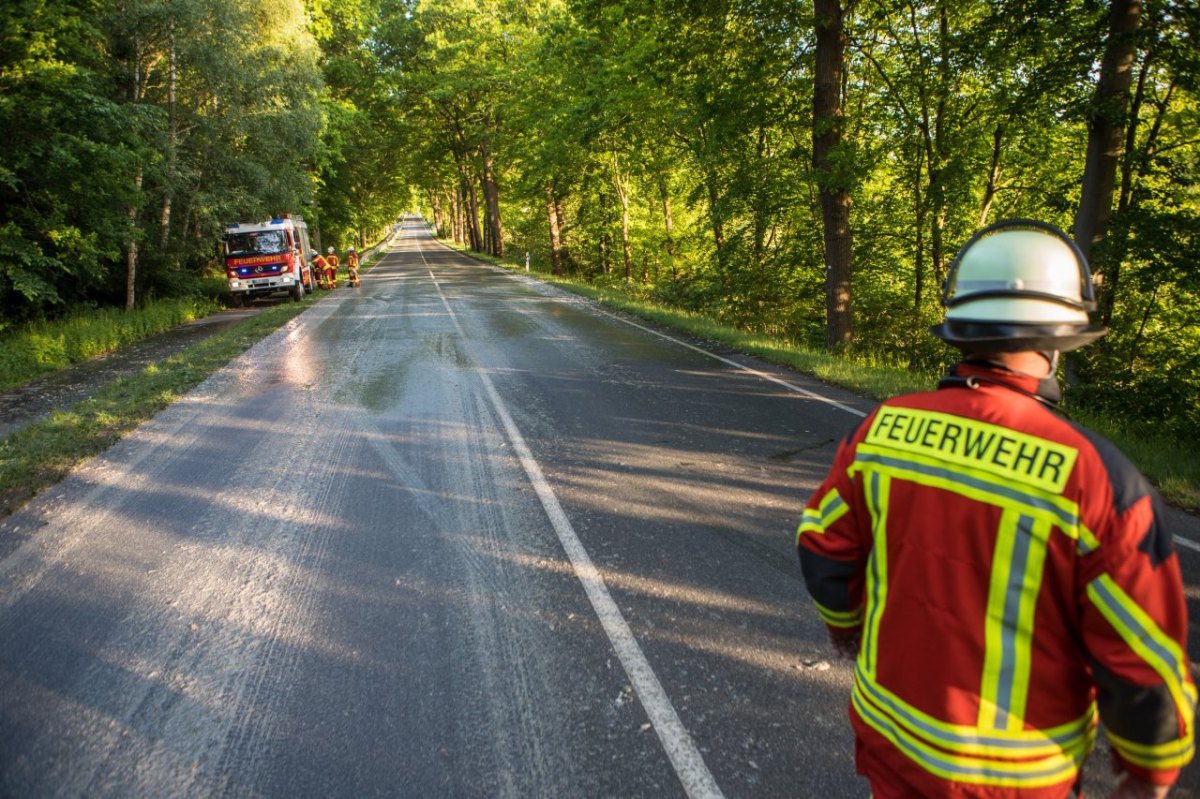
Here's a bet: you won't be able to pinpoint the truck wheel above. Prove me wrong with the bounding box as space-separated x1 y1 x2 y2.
291 282 304 302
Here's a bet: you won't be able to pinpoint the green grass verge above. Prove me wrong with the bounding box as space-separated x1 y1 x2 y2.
0 298 314 516
454 240 1199 513
0 296 223 391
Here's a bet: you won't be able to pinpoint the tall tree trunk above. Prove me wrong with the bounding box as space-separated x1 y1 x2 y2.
467 184 482 252
452 187 463 243
1074 0 1141 268
180 199 192 241
545 183 563 275
159 29 176 250
127 170 142 311
1099 53 1167 327
125 34 144 312
555 197 568 252
481 186 492 254
752 128 769 269
460 168 483 252
705 169 726 270
430 192 444 236
813 0 854 350
659 178 679 280
912 140 925 312
481 145 504 257
621 195 632 283
921 3 950 289
978 126 1004 227
612 156 632 282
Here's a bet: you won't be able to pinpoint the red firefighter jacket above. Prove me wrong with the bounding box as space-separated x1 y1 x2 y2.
797 362 1195 798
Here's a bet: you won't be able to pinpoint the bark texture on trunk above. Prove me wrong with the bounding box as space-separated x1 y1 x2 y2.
1074 0 1141 266
545 184 564 275
160 31 176 250
481 145 504 257
660 179 678 280
813 0 853 350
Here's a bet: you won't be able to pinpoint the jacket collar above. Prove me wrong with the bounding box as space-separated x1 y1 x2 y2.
937 358 1062 408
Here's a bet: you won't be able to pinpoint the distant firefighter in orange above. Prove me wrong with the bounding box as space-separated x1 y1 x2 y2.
324 247 340 289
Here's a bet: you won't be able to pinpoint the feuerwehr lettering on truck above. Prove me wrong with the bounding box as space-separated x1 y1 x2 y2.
223 216 315 306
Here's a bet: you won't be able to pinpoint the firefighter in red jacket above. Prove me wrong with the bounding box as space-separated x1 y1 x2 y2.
797 220 1194 799
345 246 361 287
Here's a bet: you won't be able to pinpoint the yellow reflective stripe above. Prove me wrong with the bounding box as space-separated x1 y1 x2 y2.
853 679 1093 787
849 445 1081 537
1086 574 1197 761
797 487 849 542
813 599 863 629
1076 523 1100 555
980 512 1051 732
1106 728 1195 770
864 407 1078 494
1007 516 1051 727
981 509 1021 731
856 666 1096 757
860 471 891 682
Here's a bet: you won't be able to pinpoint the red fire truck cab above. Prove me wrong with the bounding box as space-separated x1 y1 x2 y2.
223 216 316 306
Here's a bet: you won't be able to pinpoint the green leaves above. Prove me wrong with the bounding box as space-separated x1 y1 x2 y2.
3 0 1199 443
0 0 326 322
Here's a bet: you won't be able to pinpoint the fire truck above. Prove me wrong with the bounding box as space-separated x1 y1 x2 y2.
222 216 316 306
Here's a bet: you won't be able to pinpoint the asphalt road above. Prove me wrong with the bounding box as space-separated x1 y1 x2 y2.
1 219 1197 798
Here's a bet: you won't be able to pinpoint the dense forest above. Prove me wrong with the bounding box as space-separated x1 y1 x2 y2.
2 0 1197 439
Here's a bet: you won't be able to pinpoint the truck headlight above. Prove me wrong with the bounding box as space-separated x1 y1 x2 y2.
229 279 241 288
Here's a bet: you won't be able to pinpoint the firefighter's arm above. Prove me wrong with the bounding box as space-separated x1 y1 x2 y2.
797 434 867 658
1079 490 1196 787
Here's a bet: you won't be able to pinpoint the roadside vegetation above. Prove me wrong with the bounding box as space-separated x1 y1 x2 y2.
0 294 222 391
3 2 1196 512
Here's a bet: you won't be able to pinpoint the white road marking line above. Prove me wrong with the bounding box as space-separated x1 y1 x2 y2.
412 223 865 419
1174 535 1200 553
505 270 1200 557
424 260 726 799
420 229 1200 621
586 307 869 418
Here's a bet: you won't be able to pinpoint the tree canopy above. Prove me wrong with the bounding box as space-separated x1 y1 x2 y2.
3 0 1197 438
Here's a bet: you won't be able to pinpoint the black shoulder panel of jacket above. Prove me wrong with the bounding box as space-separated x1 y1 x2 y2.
1091 658 1182 745
1066 420 1174 567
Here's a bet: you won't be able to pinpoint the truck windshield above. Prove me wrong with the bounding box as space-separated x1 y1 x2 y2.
225 230 289 256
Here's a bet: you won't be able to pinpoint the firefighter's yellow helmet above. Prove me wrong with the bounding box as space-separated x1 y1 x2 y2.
931 219 1107 352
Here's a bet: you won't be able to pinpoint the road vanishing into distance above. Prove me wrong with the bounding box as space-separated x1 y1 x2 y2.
2 219 1198 798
